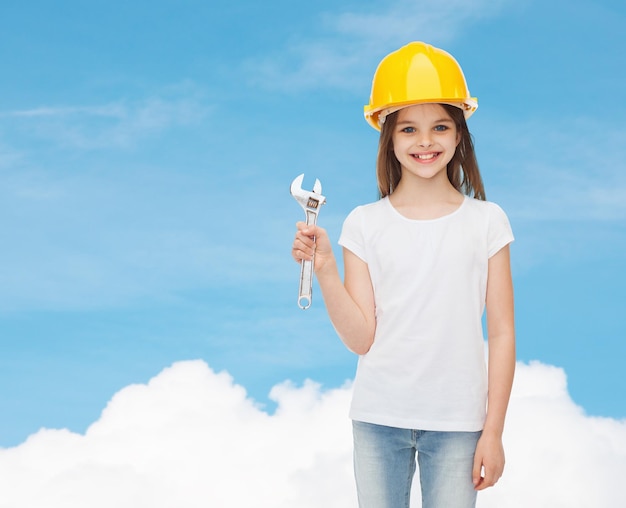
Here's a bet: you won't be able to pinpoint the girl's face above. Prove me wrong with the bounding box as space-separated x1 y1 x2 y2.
392 103 460 184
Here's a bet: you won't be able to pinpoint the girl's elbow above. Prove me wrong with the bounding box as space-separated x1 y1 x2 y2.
347 336 374 356
338 321 375 355
350 345 368 356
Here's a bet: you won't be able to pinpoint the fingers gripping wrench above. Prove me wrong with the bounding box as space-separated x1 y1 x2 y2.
290 173 326 309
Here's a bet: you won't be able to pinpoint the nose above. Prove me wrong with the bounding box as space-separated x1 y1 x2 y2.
416 131 433 148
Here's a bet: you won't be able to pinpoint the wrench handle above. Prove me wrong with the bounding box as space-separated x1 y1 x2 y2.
298 209 318 309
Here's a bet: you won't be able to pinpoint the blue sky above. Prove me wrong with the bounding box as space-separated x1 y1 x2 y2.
0 0 625 450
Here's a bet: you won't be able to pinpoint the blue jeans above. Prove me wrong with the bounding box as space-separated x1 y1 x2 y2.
353 421 481 508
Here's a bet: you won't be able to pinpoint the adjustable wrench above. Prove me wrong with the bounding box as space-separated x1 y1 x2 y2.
290 173 326 309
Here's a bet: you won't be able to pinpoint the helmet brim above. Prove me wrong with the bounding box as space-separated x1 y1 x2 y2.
364 98 478 131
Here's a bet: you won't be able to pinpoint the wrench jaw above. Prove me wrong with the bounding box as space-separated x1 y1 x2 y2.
290 174 325 211
290 173 305 198
290 173 326 309
313 178 322 195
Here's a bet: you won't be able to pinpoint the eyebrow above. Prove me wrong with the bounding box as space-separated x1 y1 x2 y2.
396 118 455 126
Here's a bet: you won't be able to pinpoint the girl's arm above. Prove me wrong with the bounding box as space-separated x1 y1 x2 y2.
292 222 376 354
473 244 516 491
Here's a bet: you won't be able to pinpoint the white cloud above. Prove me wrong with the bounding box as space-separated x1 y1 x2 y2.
0 359 624 508
481 362 626 507
244 0 515 92
329 0 511 42
6 104 128 119
1 84 209 150
0 361 354 508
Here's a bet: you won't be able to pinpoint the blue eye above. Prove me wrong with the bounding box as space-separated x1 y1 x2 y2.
401 126 415 133
434 125 448 132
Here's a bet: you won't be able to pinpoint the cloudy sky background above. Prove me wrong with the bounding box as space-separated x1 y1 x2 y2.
0 0 625 506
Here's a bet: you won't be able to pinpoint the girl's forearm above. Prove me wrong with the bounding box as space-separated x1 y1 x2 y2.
483 332 516 436
315 260 376 355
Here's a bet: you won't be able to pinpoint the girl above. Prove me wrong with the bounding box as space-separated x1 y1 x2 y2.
292 42 515 508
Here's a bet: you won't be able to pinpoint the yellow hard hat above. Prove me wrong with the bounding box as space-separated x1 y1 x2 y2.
364 41 478 130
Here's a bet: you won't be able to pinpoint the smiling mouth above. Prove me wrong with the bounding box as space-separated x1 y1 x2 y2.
412 152 439 160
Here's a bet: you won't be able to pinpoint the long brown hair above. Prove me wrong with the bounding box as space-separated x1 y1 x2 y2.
375 104 485 200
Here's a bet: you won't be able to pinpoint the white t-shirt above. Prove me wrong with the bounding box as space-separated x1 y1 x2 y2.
338 196 514 431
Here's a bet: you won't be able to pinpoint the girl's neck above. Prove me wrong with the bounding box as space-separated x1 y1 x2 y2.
389 176 464 220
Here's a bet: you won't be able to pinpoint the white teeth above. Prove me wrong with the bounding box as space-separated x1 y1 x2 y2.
415 153 436 160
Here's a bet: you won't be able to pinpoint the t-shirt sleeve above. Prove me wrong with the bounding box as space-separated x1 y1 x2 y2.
338 206 367 262
487 202 514 258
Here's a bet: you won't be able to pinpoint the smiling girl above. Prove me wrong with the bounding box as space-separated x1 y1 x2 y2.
292 42 515 508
